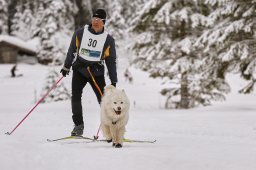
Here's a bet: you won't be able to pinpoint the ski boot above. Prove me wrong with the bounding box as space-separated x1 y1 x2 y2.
71 124 84 136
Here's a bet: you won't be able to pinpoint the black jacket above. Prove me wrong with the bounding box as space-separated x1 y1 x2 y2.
64 25 117 84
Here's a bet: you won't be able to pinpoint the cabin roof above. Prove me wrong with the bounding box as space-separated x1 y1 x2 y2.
0 35 37 55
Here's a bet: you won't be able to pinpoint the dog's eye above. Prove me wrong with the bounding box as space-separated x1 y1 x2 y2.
114 102 117 104
121 102 123 104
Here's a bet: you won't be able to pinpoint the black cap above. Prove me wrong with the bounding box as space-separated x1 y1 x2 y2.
93 9 106 23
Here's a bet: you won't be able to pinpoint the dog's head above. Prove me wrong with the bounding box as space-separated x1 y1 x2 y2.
103 85 130 117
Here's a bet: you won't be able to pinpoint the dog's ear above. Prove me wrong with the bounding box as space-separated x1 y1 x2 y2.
104 85 115 91
104 85 115 95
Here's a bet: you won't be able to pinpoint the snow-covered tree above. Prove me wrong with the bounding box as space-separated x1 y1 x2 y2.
0 0 8 34
105 0 127 39
40 69 70 103
11 1 35 40
122 0 147 25
195 0 256 94
36 0 78 65
130 0 230 109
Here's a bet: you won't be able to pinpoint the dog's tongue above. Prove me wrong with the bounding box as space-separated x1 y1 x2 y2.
115 110 121 115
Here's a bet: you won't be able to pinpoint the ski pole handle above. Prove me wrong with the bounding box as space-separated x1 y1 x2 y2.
5 76 64 135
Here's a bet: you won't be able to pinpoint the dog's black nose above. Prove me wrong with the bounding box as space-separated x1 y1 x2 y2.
117 107 121 111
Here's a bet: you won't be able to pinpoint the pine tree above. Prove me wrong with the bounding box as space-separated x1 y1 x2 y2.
105 0 127 39
11 1 35 40
40 68 70 103
123 0 147 25
36 0 78 65
130 0 230 109
0 0 8 34
195 0 256 94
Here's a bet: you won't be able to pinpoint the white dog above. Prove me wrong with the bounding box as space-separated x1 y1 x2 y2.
100 85 130 148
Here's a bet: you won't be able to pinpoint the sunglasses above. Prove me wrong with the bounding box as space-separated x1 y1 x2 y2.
92 17 105 22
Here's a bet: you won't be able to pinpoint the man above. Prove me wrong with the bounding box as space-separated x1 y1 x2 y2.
11 64 17 77
60 8 117 136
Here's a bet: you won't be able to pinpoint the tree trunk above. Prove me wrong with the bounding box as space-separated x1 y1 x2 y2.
180 71 189 109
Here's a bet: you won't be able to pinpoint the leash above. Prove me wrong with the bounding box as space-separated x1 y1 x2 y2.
87 66 103 97
87 66 103 139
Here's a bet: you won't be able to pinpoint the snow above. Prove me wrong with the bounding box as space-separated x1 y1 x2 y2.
0 51 256 170
2 1 256 165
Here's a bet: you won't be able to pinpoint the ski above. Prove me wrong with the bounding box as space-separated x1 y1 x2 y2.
47 136 156 143
47 136 107 142
123 138 156 143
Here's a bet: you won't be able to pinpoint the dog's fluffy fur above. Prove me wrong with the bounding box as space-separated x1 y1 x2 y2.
100 85 130 147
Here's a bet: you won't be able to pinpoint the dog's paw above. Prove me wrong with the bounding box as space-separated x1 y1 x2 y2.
115 143 122 148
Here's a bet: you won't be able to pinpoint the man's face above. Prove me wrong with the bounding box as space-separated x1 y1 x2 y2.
92 17 104 32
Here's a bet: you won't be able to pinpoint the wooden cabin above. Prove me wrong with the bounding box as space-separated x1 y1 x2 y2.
0 35 36 63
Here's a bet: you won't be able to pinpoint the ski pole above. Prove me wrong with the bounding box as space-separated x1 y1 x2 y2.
87 66 102 139
5 76 64 135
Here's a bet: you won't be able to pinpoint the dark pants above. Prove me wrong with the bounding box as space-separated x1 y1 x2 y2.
71 70 106 126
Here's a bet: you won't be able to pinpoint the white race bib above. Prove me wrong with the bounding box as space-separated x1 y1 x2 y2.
79 25 108 61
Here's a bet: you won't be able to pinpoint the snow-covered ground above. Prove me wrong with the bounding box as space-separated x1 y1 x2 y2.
0 54 256 170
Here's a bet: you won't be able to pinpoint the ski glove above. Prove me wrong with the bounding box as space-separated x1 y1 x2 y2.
60 67 70 77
